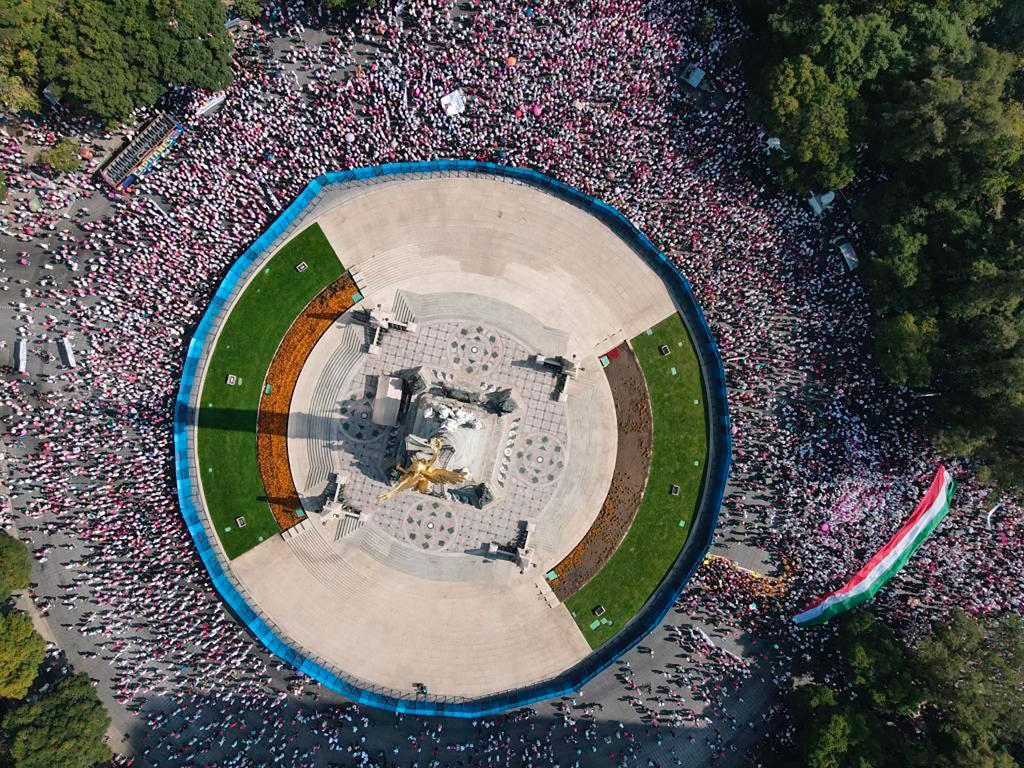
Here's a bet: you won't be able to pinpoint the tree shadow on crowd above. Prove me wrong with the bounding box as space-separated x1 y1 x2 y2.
116 685 772 768
108 611 781 768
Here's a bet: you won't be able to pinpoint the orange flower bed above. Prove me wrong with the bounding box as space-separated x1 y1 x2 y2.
551 343 653 600
256 273 359 531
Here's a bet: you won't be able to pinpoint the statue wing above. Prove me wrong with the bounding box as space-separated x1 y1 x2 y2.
423 467 467 486
378 470 424 501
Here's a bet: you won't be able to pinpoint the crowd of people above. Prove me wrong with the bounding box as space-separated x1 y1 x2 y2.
0 0 1021 765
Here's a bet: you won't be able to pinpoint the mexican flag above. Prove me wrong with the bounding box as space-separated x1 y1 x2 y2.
794 466 957 626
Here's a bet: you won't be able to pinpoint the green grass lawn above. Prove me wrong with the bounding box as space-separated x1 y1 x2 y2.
565 313 709 647
196 224 344 560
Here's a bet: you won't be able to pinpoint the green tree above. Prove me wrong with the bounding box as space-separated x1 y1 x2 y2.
781 610 1024 768
836 610 922 715
0 0 49 113
0 0 234 123
874 43 1020 168
917 610 1024 752
2 673 111 768
0 51 40 112
865 220 928 294
803 5 906 92
0 612 45 700
752 54 854 191
38 0 145 123
873 311 937 387
235 0 261 20
791 684 849 768
742 2 1024 489
36 137 82 174
788 682 895 768
0 531 31 600
983 0 1024 54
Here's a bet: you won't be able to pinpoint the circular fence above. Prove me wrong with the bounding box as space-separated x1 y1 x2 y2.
173 161 731 717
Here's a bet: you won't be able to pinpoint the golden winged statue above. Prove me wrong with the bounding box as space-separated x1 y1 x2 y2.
378 437 467 501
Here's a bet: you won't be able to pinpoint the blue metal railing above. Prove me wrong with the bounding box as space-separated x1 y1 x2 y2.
174 161 731 717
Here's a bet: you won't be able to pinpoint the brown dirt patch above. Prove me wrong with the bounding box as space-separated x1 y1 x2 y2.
550 342 652 600
256 273 359 531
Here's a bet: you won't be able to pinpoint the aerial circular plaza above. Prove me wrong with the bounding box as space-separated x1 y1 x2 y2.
176 163 729 713
6 0 1024 763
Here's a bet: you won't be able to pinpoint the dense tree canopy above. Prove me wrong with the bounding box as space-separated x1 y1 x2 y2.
744 0 1024 489
36 137 83 174
917 609 1024 760
0 0 233 122
323 0 375 9
0 0 49 113
784 609 1024 768
2 673 111 768
234 0 262 21
0 532 31 601
0 612 44 701
753 53 855 191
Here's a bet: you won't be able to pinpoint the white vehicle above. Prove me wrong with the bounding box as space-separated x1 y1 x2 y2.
15 339 27 373
831 235 859 272
683 64 717 93
808 190 836 216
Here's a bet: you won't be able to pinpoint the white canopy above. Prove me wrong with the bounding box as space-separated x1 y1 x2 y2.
440 89 466 117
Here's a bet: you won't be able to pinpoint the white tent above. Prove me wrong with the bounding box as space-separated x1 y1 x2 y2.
14 339 27 374
683 65 706 89
194 92 226 119
57 336 76 368
440 89 466 117
808 191 836 216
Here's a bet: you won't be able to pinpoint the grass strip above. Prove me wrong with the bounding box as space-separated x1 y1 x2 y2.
196 224 343 559
565 313 708 647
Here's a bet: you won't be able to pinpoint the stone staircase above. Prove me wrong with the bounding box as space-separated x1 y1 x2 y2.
335 512 363 541
285 524 374 602
352 250 430 295
390 290 416 327
280 518 312 540
301 325 364 489
358 525 513 585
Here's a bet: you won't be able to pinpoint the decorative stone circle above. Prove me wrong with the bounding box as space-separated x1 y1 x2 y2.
446 324 504 374
177 163 728 719
513 432 566 486
400 499 459 551
338 390 386 443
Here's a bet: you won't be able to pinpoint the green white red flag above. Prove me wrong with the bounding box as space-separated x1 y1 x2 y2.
794 466 956 626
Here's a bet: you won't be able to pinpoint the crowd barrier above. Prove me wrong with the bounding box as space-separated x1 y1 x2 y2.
174 161 731 717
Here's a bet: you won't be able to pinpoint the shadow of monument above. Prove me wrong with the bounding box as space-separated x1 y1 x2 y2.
184 404 355 442
186 400 407 502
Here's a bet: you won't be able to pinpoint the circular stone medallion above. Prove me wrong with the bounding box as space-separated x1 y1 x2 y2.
514 432 566 486
338 391 387 443
400 499 459 551
447 325 505 374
